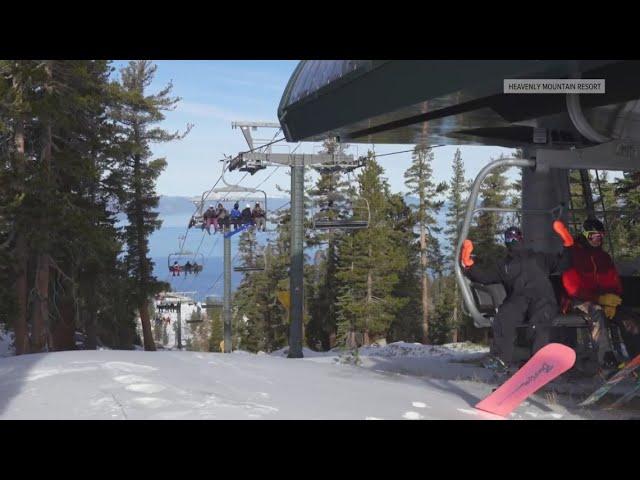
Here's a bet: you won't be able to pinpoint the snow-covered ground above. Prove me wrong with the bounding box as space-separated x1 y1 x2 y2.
0 342 637 419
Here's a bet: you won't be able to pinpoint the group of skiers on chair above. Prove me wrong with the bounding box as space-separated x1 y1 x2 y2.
169 260 203 277
461 218 640 375
189 202 267 235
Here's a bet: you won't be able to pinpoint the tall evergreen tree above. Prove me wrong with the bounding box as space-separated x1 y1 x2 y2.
469 155 512 265
387 192 422 343
404 144 447 343
335 155 408 347
0 60 125 352
111 60 191 351
307 137 352 350
443 148 468 342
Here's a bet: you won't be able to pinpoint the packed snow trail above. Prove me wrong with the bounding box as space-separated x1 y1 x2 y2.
0 349 635 419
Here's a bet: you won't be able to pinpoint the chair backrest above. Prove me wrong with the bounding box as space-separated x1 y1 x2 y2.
470 282 506 316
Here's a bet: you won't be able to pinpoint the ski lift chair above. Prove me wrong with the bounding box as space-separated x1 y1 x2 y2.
233 265 265 272
168 252 204 275
312 196 370 230
467 277 599 375
234 252 266 272
454 156 640 375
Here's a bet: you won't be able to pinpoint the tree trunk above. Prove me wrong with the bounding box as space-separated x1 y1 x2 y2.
32 64 54 352
139 300 156 350
32 253 50 352
420 207 429 344
133 151 156 352
12 119 29 355
365 245 372 346
452 307 459 343
50 288 76 351
14 237 29 355
452 281 459 343
85 299 98 350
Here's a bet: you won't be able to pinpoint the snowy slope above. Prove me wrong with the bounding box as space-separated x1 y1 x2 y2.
0 349 635 420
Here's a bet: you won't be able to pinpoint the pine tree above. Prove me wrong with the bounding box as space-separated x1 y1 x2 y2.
614 171 640 260
443 148 468 342
404 144 447 343
387 192 422 343
0 61 128 352
335 155 409 347
469 155 512 265
307 137 352 350
111 61 191 351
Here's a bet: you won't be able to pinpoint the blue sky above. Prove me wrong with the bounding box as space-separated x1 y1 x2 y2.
112 60 517 198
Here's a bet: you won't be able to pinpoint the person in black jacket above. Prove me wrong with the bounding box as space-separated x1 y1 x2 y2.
241 203 254 226
460 222 573 366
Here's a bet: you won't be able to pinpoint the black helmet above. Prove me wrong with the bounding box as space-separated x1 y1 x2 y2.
504 226 523 245
583 218 605 233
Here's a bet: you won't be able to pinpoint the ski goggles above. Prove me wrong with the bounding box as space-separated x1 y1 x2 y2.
584 230 605 241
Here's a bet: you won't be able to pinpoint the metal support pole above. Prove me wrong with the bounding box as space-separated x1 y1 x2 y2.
288 156 304 358
224 234 232 353
177 301 182 350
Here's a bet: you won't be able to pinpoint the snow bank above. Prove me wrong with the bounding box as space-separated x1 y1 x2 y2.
0 328 14 357
270 346 333 358
357 341 489 362
271 341 489 362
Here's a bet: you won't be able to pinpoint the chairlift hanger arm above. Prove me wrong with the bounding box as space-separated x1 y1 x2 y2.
454 157 535 328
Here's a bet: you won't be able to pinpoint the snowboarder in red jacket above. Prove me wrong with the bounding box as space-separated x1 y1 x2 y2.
559 218 625 368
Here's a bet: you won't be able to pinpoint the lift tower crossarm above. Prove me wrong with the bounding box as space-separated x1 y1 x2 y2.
232 121 281 151
238 152 357 167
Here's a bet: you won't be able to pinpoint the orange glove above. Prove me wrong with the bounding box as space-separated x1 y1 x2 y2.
553 220 574 247
461 239 475 268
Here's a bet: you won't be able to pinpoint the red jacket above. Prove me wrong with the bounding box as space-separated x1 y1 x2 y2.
562 237 622 303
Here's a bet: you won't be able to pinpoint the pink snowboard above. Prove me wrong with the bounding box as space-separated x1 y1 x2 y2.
475 343 576 417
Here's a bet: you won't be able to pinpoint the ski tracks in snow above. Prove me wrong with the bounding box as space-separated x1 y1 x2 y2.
100 358 279 419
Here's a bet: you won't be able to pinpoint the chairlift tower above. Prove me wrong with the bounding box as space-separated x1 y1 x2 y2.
228 121 365 358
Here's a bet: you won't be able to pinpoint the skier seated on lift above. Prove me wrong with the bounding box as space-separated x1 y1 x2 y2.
184 261 192 275
230 202 242 230
170 261 182 277
460 221 572 369
320 199 333 213
203 206 217 234
559 218 640 366
216 203 230 232
319 199 340 221
192 261 202 274
241 203 254 226
252 202 266 232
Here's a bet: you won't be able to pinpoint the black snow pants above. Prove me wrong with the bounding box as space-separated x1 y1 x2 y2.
492 295 556 365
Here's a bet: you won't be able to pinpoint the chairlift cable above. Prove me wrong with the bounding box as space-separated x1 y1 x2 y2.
238 137 286 155
207 249 241 293
369 144 447 159
179 169 226 252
